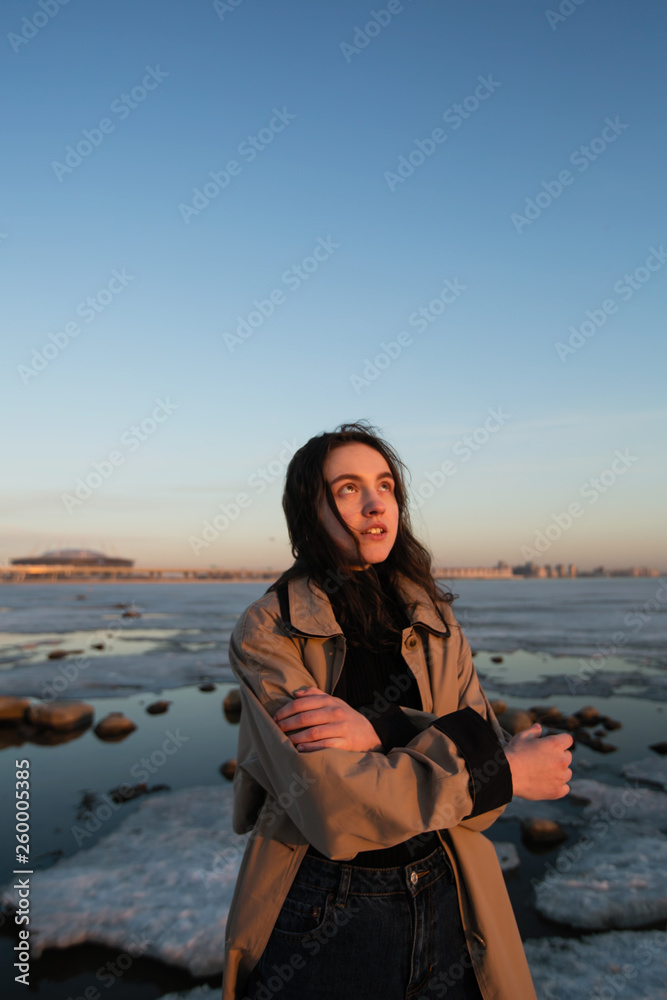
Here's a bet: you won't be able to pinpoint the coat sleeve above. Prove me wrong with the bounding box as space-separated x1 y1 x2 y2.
230 602 511 860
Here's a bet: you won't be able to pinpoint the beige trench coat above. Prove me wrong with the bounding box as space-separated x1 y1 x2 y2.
222 574 538 1000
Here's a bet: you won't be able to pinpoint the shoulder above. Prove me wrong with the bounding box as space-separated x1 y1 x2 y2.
232 588 283 644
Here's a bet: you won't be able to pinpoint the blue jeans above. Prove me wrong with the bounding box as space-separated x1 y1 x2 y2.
243 842 484 1000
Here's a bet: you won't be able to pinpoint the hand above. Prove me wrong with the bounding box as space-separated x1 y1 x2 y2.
272 686 383 753
504 723 573 800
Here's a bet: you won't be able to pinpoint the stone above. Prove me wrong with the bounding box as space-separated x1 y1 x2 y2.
219 760 236 781
495 708 534 735
145 701 171 715
533 824 667 929
531 706 563 723
0 696 31 723
551 714 581 731
0 785 247 976
47 649 69 659
600 716 622 731
223 688 242 717
521 818 567 847
94 713 137 740
575 706 603 725
199 682 216 692
650 742 667 755
490 699 507 716
490 655 504 663
26 702 94 732
524 930 667 999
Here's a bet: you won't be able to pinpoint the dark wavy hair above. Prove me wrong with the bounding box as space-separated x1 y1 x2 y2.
268 421 453 646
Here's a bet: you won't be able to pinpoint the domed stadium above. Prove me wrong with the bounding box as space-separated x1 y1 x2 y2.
11 548 133 567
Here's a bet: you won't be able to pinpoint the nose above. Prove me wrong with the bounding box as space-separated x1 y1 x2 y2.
363 491 386 516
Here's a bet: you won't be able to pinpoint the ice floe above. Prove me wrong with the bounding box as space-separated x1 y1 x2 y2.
569 779 667 829
493 841 520 871
533 822 667 929
0 785 246 976
0 649 235 699
623 756 667 791
525 930 667 1000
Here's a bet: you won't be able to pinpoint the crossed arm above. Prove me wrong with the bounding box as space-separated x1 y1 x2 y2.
272 686 573 801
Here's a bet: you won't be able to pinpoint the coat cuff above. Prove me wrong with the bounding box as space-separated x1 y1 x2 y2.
370 704 423 753
431 706 513 817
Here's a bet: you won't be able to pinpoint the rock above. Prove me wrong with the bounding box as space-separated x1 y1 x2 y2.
0 785 247 975
531 706 563 723
27 702 94 732
0 696 31 723
533 825 667 929
76 594 86 600
199 682 216 692
490 700 507 716
223 688 242 715
122 609 141 618
524 930 667 1000
550 714 581 731
108 783 171 804
495 708 534 735
593 728 607 738
600 716 622 731
91 642 105 650
622 757 667 792
650 742 667 755
587 738 617 754
575 706 603 726
25 727 90 747
145 701 171 715
493 841 520 872
569 779 667 830
94 713 137 741
47 649 69 660
521 818 567 847
219 760 236 781
490 655 504 664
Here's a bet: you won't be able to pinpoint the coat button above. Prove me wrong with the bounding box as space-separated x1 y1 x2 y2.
410 871 418 884
406 636 418 649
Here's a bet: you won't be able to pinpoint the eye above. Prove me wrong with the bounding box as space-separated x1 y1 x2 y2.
338 483 356 495
379 481 394 492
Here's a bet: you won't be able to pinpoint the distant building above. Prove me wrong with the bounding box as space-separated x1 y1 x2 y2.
512 561 576 579
11 548 134 567
434 562 514 579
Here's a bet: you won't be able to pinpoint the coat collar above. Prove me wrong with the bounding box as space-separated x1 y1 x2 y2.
283 571 451 638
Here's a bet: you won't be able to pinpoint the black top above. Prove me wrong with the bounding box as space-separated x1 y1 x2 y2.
306 571 440 865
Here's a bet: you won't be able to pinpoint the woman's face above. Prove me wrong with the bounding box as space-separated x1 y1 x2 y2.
320 442 399 567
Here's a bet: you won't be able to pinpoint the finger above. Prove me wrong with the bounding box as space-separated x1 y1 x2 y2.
292 686 322 696
275 709 334 731
516 723 542 741
296 738 343 752
284 721 345 744
273 695 331 720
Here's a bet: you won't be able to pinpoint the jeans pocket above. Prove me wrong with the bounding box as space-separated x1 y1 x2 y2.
272 881 332 940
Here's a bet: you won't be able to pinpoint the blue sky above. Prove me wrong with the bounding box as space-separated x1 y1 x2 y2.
2 0 665 571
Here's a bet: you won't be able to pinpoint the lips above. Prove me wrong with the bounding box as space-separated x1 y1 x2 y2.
361 521 388 536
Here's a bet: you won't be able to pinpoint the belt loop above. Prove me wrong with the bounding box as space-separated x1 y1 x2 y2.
335 865 351 907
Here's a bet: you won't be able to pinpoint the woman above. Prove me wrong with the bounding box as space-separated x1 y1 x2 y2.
222 422 572 1000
